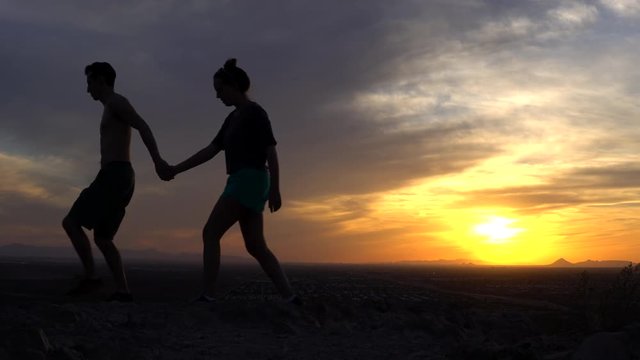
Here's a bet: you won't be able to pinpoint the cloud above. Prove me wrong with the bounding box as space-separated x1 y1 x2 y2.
548 3 599 27
599 0 640 17
0 193 67 245
0 151 79 207
0 0 222 34
284 118 499 199
453 164 640 214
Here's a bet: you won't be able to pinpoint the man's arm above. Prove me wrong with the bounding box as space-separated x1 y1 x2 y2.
266 145 281 212
111 97 163 165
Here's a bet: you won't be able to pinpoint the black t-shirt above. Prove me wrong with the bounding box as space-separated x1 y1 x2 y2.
212 102 277 174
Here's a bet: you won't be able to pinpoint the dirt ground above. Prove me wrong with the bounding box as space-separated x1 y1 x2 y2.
0 259 636 359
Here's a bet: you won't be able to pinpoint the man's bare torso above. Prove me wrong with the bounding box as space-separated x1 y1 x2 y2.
100 94 132 166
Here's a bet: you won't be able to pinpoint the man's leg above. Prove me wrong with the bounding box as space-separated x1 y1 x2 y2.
201 196 243 298
92 163 134 297
239 211 294 299
94 235 129 294
62 215 95 279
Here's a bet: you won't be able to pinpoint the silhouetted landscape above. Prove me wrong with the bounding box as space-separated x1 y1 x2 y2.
3 244 634 268
0 243 252 264
548 257 633 268
2 255 639 359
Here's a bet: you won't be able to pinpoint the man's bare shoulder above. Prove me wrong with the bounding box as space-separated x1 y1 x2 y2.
105 93 140 122
105 93 132 110
104 92 146 128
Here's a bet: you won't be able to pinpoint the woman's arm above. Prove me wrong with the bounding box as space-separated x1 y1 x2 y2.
173 142 221 175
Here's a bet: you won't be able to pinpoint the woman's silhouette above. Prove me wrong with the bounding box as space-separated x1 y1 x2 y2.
159 59 300 304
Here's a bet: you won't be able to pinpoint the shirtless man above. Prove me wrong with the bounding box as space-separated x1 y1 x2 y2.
62 62 170 302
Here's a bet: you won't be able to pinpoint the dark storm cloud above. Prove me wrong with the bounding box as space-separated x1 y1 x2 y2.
456 164 640 213
0 0 505 197
567 166 640 189
286 119 499 197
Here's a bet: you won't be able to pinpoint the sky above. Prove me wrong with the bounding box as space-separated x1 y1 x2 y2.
1 0 640 265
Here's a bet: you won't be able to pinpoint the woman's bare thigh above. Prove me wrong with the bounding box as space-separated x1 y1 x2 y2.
203 195 247 240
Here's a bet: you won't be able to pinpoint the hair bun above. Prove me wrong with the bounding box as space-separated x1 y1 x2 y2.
214 58 250 93
223 58 237 70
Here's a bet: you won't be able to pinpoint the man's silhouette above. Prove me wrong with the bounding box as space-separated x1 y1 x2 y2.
62 62 168 302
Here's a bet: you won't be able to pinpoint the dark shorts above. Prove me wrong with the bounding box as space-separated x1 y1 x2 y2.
67 161 135 239
221 168 269 213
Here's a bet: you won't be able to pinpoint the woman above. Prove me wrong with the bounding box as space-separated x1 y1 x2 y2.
161 59 300 304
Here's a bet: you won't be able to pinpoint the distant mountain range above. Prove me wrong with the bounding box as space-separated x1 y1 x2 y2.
395 259 483 266
548 257 634 268
0 243 252 264
396 258 636 268
2 244 635 267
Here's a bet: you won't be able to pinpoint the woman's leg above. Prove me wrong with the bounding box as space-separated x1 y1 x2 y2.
239 211 294 299
201 196 244 297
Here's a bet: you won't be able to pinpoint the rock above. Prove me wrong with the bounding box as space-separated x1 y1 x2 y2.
572 332 630 360
544 350 573 359
407 350 432 359
50 347 86 360
23 349 46 360
322 319 353 336
623 323 640 357
272 319 299 335
8 328 52 354
449 341 538 360
0 347 9 360
44 305 79 325
33 328 52 353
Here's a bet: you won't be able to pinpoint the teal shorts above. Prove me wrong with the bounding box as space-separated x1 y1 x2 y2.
221 168 270 213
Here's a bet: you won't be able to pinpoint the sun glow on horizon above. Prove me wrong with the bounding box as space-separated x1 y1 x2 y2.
473 216 524 244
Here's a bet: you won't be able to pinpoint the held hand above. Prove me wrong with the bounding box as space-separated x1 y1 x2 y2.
155 159 175 181
268 189 282 213
161 165 176 181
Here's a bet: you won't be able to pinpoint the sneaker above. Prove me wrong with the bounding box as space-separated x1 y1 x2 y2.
192 294 216 303
108 292 134 303
66 278 103 296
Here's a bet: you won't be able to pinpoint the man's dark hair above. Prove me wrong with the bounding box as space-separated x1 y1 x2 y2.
214 58 250 93
85 62 116 88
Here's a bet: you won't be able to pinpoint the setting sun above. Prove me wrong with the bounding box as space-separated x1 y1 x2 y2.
473 216 524 244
